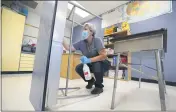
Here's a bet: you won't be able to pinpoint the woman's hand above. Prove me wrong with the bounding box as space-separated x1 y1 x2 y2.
62 39 76 51
80 56 91 64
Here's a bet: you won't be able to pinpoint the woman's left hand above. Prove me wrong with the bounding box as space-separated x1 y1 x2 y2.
80 56 91 64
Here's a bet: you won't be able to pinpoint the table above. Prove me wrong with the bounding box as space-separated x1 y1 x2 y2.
110 28 167 111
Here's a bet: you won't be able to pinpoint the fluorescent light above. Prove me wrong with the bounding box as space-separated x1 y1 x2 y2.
75 8 90 18
68 1 90 18
68 3 73 10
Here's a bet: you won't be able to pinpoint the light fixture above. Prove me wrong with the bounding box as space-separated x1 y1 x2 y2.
68 1 90 18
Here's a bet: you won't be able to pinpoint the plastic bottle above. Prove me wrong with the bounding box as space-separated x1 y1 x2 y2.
113 56 117 66
83 64 92 80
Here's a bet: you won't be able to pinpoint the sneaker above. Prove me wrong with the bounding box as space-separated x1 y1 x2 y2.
86 83 94 89
86 78 95 89
91 87 103 94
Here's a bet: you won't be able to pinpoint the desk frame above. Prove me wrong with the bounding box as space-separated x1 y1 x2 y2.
110 29 167 111
111 50 166 111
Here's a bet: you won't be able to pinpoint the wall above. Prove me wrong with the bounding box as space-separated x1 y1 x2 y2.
64 26 71 38
63 25 71 46
72 17 103 43
22 11 40 45
129 1 176 82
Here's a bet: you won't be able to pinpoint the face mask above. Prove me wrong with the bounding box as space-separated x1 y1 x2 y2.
82 30 89 40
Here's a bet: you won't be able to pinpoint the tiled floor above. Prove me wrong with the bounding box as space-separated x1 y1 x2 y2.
1 74 176 111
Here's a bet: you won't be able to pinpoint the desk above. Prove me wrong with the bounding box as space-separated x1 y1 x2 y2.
105 30 132 80
60 53 81 79
110 28 167 111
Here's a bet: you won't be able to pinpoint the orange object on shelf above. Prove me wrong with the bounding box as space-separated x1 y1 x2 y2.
104 30 130 38
104 25 115 36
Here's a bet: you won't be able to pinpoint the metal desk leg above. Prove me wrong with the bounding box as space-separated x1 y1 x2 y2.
139 68 142 88
161 59 167 94
111 53 121 109
139 54 142 88
155 50 166 111
65 6 76 96
139 52 142 88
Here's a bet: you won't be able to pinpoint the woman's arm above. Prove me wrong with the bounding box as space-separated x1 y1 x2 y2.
90 48 107 62
62 40 76 51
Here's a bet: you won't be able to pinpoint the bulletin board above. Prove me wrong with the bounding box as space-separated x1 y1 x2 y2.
120 1 172 23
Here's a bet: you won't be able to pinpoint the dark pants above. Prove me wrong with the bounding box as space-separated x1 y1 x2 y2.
75 61 106 88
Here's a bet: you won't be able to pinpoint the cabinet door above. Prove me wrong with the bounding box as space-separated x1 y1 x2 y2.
72 55 81 79
60 55 73 79
2 8 25 71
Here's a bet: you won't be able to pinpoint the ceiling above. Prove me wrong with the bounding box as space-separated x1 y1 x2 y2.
23 1 129 28
66 1 129 28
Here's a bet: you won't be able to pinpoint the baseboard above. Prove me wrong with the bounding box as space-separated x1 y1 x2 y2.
131 77 176 87
1 71 33 74
1 72 175 87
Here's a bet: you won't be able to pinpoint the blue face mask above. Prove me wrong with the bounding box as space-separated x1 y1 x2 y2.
82 30 89 40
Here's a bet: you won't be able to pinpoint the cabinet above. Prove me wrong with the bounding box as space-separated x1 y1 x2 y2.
19 53 35 71
60 54 81 80
2 8 26 72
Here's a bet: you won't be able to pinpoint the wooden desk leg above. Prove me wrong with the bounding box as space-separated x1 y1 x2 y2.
111 53 121 109
155 50 166 111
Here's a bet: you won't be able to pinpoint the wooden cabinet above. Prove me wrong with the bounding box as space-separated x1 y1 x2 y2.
19 53 35 71
2 8 25 72
60 54 81 80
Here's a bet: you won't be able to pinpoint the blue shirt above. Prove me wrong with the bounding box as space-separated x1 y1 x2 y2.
73 38 105 58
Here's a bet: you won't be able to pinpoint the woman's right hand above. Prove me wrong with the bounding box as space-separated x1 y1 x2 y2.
62 39 76 51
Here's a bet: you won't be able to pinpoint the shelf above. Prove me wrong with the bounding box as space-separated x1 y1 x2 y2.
104 30 128 38
25 24 39 29
107 54 118 58
107 53 128 58
105 43 114 48
21 51 35 55
24 35 37 39
109 65 127 70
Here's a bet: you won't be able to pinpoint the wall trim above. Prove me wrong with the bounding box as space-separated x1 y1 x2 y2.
1 71 33 74
1 72 175 86
131 77 176 87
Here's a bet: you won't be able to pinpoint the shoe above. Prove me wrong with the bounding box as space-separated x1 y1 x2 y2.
86 78 95 89
91 87 103 94
86 83 93 89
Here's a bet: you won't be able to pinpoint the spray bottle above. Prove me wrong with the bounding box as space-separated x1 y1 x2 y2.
83 64 92 80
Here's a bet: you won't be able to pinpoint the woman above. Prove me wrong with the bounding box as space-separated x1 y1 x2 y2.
63 23 109 94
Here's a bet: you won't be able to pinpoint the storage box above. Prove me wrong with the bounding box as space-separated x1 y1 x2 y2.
104 25 115 36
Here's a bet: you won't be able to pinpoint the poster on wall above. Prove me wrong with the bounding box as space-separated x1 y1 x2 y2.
119 1 172 23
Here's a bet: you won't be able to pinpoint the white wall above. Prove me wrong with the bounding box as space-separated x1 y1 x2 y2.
23 11 72 52
102 8 122 28
64 24 71 38
22 11 40 45
26 11 40 27
63 21 72 50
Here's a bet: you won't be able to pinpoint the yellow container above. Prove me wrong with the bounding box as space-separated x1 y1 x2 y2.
104 25 115 36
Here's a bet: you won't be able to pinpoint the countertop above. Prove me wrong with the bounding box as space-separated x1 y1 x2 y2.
62 52 82 55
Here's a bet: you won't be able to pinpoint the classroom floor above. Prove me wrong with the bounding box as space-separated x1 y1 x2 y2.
1 74 176 111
